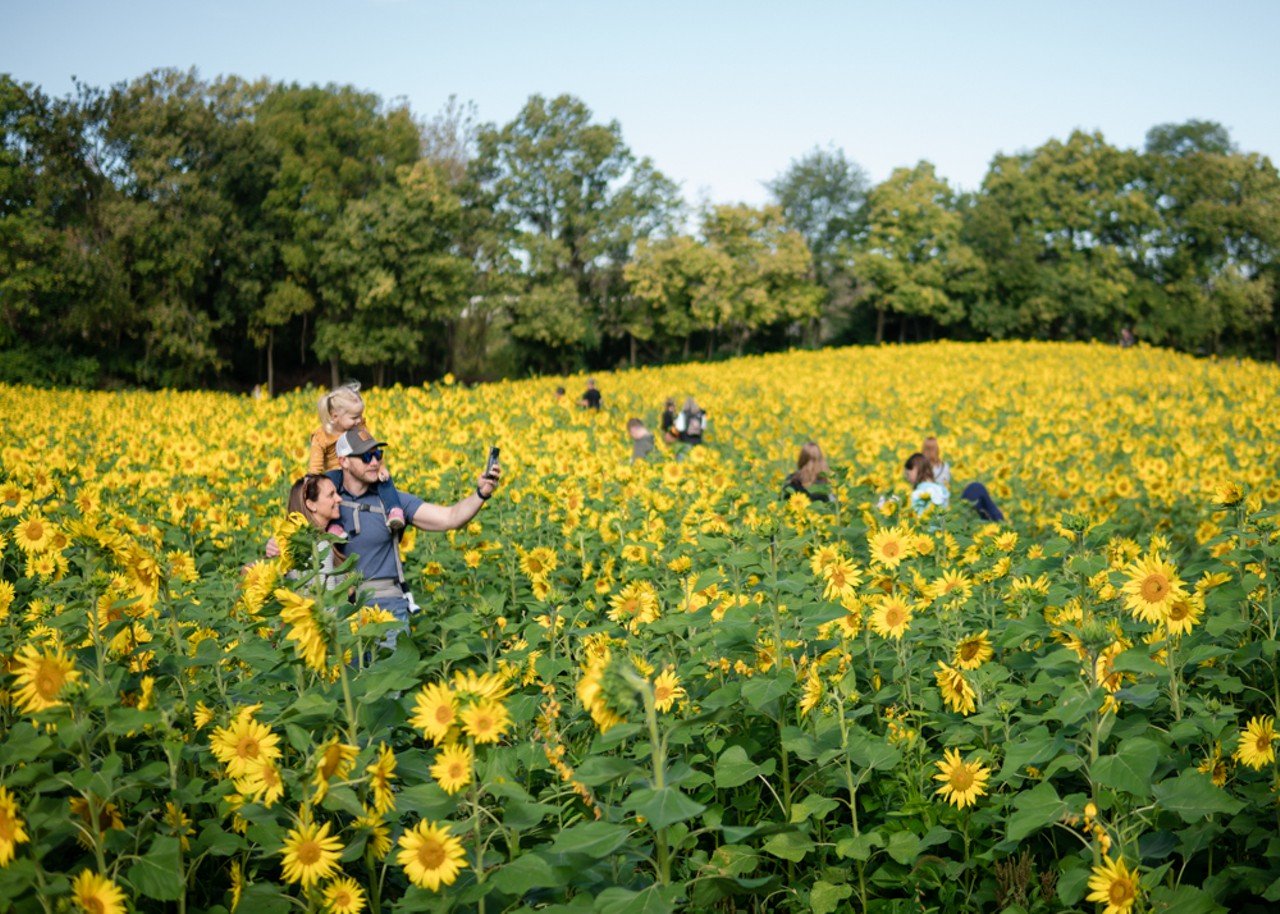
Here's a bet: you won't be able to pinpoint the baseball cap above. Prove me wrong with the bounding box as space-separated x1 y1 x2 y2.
335 427 387 458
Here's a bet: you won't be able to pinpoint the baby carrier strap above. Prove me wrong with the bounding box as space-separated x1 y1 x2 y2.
336 481 407 587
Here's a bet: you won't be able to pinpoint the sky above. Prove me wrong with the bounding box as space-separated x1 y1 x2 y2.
7 0 1279 206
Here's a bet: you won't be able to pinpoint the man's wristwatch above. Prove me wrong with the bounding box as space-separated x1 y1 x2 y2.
476 485 492 501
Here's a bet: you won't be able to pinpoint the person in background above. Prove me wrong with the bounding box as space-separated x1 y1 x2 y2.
921 436 952 490
309 382 405 533
903 453 950 515
660 398 678 443
674 397 707 446
580 378 602 410
782 441 834 502
626 418 655 462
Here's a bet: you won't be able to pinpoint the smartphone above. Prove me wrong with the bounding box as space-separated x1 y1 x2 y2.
484 446 500 479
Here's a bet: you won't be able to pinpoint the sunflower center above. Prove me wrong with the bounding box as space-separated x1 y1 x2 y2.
655 685 672 702
1140 574 1169 603
236 737 260 760
959 642 979 661
82 896 106 914
0 813 13 841
296 839 321 866
1109 879 1134 904
882 542 900 558
25 521 45 541
1168 601 1188 621
35 665 64 698
434 705 453 725
949 766 974 791
1256 734 1272 752
885 607 904 627
418 839 447 868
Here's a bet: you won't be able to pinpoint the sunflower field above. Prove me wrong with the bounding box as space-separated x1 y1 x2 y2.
4 341 1280 914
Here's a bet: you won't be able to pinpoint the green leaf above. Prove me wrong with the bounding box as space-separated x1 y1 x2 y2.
630 787 706 830
886 830 921 865
548 821 631 858
1056 859 1089 906
810 880 853 914
126 835 184 901
593 884 683 914
834 830 884 861
1148 885 1226 914
762 831 814 862
574 756 639 786
1152 771 1244 822
491 853 562 895
742 673 793 710
790 794 839 824
714 745 773 788
1092 737 1160 797
998 726 1058 778
1006 782 1065 842
846 729 901 771
238 881 291 914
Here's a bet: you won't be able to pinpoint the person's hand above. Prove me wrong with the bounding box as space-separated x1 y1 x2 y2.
477 463 502 499
265 536 280 559
378 467 390 483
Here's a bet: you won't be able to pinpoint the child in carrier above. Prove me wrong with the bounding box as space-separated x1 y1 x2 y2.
308 382 405 536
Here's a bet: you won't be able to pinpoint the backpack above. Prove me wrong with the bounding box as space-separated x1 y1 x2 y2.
684 410 703 437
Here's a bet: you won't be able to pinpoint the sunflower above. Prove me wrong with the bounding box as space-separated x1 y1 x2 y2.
933 748 991 809
13 512 54 554
451 668 512 700
869 596 913 641
210 714 282 779
1120 554 1187 624
276 588 330 672
397 820 468 891
934 662 977 715
11 644 80 714
313 740 360 802
71 870 126 914
868 526 912 569
820 558 862 602
1085 855 1140 914
1232 715 1277 770
322 877 367 914
366 743 397 814
798 665 824 718
932 569 973 605
0 580 13 619
237 757 284 808
953 631 993 670
809 543 845 577
460 698 512 744
280 818 343 888
0 786 30 866
577 655 627 733
608 581 660 631
430 743 473 795
518 546 557 582
409 683 458 744
652 669 685 713
1163 594 1203 637
1197 743 1229 787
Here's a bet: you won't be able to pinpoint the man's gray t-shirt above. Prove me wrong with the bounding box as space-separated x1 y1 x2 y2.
337 485 425 580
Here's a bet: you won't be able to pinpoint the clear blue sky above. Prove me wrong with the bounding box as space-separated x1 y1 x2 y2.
8 0 1279 205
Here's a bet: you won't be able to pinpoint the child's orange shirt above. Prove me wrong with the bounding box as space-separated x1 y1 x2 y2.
308 427 342 474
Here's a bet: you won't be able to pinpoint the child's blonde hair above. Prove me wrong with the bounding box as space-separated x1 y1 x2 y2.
318 382 364 433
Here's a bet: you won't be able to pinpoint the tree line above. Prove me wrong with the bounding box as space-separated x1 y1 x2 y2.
2 69 1278 391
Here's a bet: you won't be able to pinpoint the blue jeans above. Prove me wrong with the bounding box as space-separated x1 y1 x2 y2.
371 594 413 649
961 482 1004 522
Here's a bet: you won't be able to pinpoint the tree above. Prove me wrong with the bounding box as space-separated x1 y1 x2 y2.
473 94 682 369
767 146 869 342
965 131 1152 341
625 205 821 357
1139 122 1280 354
852 162 984 343
315 161 472 384
256 83 420 386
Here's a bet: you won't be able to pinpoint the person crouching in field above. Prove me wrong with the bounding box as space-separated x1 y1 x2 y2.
782 441 834 503
905 450 1004 522
309 382 405 534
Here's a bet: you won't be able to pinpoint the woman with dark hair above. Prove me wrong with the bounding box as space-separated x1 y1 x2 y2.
783 442 835 503
283 474 346 587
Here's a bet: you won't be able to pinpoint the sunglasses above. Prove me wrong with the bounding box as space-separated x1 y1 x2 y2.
356 449 384 464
